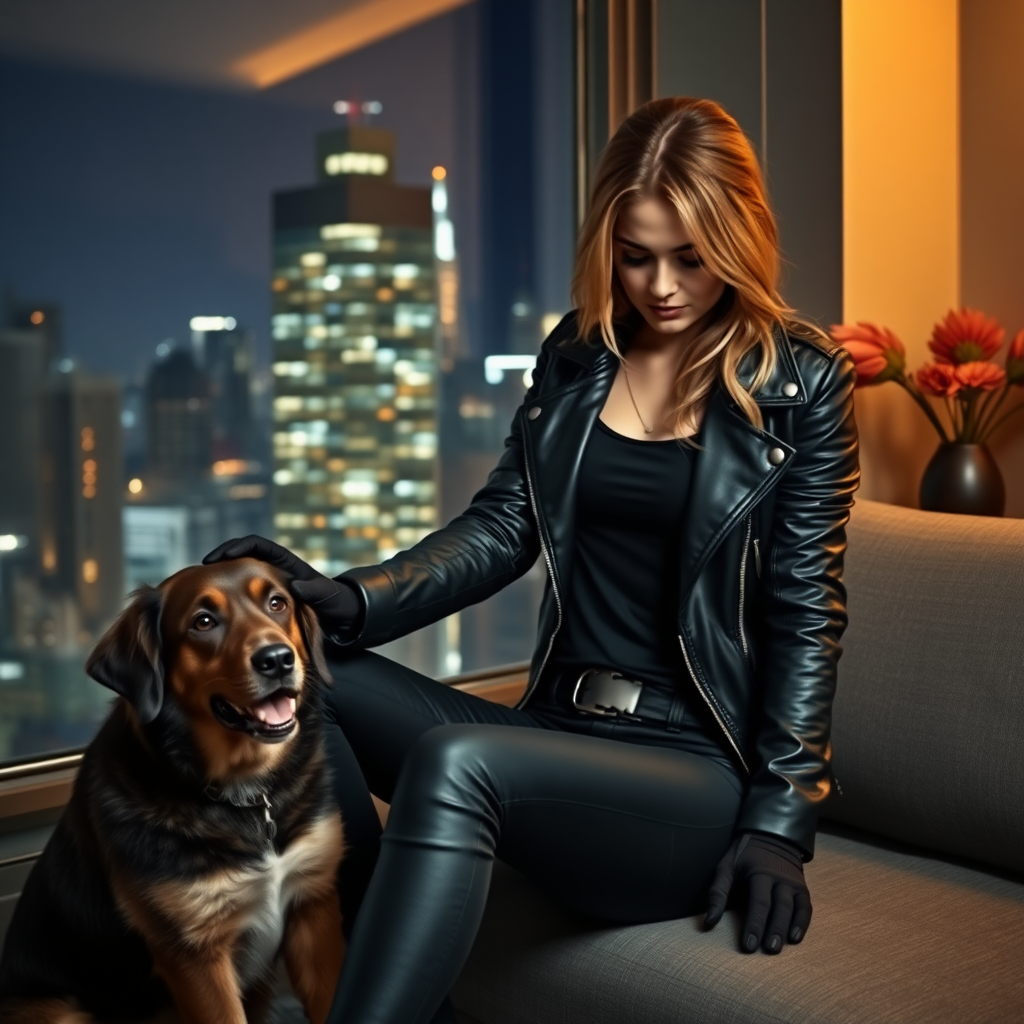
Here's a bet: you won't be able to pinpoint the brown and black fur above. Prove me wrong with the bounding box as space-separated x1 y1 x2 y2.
0 559 345 1024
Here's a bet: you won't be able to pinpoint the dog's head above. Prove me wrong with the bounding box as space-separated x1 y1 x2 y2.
86 558 330 778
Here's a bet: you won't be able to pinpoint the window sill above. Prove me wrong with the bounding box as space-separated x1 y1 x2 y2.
0 661 531 830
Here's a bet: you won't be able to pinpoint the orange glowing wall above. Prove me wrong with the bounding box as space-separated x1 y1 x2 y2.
843 0 1024 517
842 0 961 509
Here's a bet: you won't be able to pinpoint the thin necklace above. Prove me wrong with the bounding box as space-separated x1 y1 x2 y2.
623 366 654 434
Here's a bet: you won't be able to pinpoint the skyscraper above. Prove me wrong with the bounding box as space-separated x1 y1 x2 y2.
0 329 46 645
2 288 63 369
39 367 124 640
145 348 212 482
190 317 255 461
0 330 45 552
431 167 467 369
271 126 438 577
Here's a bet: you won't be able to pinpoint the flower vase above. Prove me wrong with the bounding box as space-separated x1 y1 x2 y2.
919 443 1005 516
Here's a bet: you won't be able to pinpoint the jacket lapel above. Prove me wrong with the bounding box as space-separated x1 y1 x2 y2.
521 339 615 595
522 326 807 606
678 330 805 601
678 389 792 603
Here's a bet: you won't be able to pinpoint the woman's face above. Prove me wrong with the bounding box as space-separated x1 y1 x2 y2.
613 196 726 341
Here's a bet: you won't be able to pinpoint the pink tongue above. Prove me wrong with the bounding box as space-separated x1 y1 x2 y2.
254 693 294 725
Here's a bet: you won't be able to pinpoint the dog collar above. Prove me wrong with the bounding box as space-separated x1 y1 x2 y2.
204 784 278 842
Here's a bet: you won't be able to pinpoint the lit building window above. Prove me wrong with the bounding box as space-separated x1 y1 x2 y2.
324 152 389 176
229 484 267 500
80 427 95 452
82 559 99 584
320 223 381 240
484 354 538 387
189 316 236 331
82 458 98 498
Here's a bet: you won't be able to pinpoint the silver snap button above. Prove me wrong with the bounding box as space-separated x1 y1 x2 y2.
768 447 786 466
782 381 799 398
527 406 541 420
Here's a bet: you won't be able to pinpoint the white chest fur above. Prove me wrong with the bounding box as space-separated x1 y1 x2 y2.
141 815 343 992
232 817 340 988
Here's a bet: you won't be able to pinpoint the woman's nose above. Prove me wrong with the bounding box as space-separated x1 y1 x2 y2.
650 259 678 299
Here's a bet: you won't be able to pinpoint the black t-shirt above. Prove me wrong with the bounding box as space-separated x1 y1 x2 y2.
551 417 694 692
549 417 734 764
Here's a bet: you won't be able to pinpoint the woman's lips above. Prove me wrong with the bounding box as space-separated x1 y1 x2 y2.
649 304 687 320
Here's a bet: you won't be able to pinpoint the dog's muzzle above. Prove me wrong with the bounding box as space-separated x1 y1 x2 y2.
211 686 299 743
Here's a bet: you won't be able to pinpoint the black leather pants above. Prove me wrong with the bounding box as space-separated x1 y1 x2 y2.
322 649 743 1024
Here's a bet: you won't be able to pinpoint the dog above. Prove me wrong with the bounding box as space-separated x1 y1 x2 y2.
0 558 345 1024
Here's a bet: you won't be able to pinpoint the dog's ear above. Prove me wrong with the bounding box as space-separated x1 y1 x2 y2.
86 586 164 724
297 603 332 686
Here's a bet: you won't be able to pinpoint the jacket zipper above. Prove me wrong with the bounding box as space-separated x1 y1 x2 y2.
678 633 750 774
738 513 752 664
515 440 562 709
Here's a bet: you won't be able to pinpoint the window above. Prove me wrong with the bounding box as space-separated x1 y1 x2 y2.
0 0 575 764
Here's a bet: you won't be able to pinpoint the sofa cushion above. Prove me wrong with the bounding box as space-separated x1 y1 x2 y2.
452 829 1024 1024
821 499 1024 874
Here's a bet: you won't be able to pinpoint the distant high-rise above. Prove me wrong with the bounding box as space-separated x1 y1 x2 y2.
127 328 270 582
2 288 63 369
145 348 212 481
271 126 438 576
39 367 124 639
0 330 45 548
0 303 124 651
0 328 46 644
431 167 467 369
190 317 255 460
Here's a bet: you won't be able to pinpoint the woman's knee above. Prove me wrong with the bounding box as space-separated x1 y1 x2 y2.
388 725 506 842
400 725 496 794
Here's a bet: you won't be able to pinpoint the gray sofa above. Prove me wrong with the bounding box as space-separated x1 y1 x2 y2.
450 499 1024 1024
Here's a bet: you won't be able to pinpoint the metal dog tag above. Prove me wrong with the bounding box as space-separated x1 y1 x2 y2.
262 793 277 842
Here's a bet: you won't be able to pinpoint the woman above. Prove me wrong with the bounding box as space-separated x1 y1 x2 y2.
207 96 859 1023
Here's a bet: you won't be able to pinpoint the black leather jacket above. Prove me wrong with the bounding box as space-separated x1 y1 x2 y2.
342 312 860 857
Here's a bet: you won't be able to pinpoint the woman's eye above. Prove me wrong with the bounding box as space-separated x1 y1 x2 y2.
193 613 216 632
679 255 702 269
621 252 648 267
269 595 287 612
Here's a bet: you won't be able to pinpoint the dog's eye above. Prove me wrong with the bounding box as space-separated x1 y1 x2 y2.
268 595 287 612
193 613 217 631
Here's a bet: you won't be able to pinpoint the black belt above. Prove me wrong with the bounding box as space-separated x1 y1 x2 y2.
552 667 687 733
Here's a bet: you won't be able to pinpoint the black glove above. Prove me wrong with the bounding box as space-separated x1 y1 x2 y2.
203 535 363 638
704 832 812 954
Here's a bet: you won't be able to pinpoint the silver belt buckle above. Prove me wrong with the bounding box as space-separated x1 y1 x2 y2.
572 669 643 718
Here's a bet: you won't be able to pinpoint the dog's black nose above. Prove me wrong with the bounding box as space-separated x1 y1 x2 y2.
251 644 295 679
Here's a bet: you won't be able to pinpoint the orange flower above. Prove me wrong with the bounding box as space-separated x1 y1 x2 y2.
1007 328 1024 386
953 361 1006 391
830 322 906 386
928 308 1004 364
915 363 961 398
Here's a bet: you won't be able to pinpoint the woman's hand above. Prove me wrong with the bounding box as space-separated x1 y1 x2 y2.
203 536 363 637
703 833 812 954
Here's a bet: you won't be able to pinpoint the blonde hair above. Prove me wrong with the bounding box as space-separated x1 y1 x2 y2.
572 96 820 432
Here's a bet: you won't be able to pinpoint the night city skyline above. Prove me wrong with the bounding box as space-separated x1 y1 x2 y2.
0 0 573 381
0 0 572 760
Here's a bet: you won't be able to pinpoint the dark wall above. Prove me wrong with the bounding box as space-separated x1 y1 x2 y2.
960 0 1024 519
655 0 843 328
